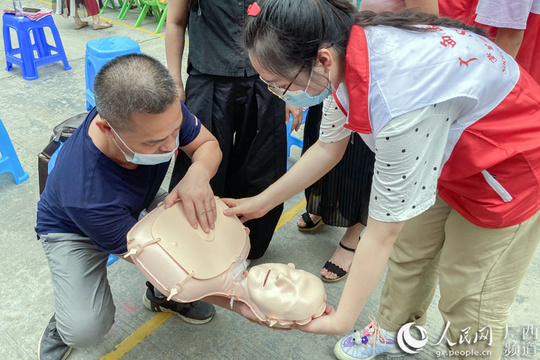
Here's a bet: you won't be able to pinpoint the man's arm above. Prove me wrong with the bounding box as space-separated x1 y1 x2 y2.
165 0 190 102
202 296 292 329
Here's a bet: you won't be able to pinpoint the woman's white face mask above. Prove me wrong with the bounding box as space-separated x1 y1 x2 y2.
108 123 178 166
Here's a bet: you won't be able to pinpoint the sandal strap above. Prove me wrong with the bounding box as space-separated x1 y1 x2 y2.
301 212 316 228
339 241 356 253
322 261 347 278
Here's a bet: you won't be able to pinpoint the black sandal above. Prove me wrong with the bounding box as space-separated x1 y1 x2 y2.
321 241 355 283
297 212 324 232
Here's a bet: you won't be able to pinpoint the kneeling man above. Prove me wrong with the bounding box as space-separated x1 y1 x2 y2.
37 54 227 359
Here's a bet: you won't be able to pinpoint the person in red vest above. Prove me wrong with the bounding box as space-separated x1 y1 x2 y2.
225 0 540 359
440 0 540 84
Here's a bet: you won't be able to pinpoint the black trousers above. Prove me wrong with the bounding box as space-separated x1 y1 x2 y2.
169 69 286 259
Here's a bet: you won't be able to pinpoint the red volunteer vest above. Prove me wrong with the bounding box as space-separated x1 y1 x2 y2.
342 26 540 228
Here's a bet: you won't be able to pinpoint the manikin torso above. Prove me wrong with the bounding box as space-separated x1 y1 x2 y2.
126 198 327 327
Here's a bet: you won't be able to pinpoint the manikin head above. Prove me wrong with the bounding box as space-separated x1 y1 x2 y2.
126 198 326 326
246 263 326 326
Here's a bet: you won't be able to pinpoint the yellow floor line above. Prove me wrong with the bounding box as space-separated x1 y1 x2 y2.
100 312 172 359
100 198 307 359
276 198 307 230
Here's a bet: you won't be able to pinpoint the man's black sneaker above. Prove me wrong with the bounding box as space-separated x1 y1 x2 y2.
142 281 215 325
38 315 73 360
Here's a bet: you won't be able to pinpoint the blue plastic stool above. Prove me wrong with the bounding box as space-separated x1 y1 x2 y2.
0 118 29 184
2 13 71 81
286 107 309 157
85 36 141 110
106 254 118 266
48 142 118 267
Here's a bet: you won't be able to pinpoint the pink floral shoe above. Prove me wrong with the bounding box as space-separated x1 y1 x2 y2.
334 317 402 359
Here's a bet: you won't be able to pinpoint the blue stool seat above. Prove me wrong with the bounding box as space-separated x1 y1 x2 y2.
2 13 71 81
287 107 309 157
0 118 29 184
107 254 119 266
85 36 141 110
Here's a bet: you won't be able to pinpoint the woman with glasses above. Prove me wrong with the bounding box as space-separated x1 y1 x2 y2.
223 0 540 359
290 0 439 285
262 57 375 283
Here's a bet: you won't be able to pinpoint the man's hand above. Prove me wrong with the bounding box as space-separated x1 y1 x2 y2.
202 295 292 330
232 300 261 323
163 163 216 232
286 104 304 131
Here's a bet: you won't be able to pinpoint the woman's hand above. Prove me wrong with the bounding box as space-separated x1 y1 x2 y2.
292 305 344 335
222 195 272 223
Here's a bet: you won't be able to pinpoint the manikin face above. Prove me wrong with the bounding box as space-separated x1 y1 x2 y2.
246 263 325 321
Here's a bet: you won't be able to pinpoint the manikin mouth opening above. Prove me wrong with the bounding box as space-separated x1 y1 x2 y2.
263 269 271 287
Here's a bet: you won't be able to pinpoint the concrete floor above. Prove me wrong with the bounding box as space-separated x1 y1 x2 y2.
1 1 539 359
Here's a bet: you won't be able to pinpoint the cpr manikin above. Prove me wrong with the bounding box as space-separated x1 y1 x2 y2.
125 197 327 327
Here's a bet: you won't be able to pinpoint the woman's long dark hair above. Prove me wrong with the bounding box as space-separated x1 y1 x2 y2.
244 0 486 80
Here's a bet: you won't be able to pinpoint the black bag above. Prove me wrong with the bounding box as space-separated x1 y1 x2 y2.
38 113 88 194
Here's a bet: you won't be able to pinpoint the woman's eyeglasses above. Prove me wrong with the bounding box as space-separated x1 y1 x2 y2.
259 63 307 99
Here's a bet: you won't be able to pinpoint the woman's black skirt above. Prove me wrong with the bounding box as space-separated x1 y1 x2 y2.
302 104 375 227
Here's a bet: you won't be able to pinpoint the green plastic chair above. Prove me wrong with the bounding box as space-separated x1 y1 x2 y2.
118 0 141 20
134 0 168 33
99 0 122 14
